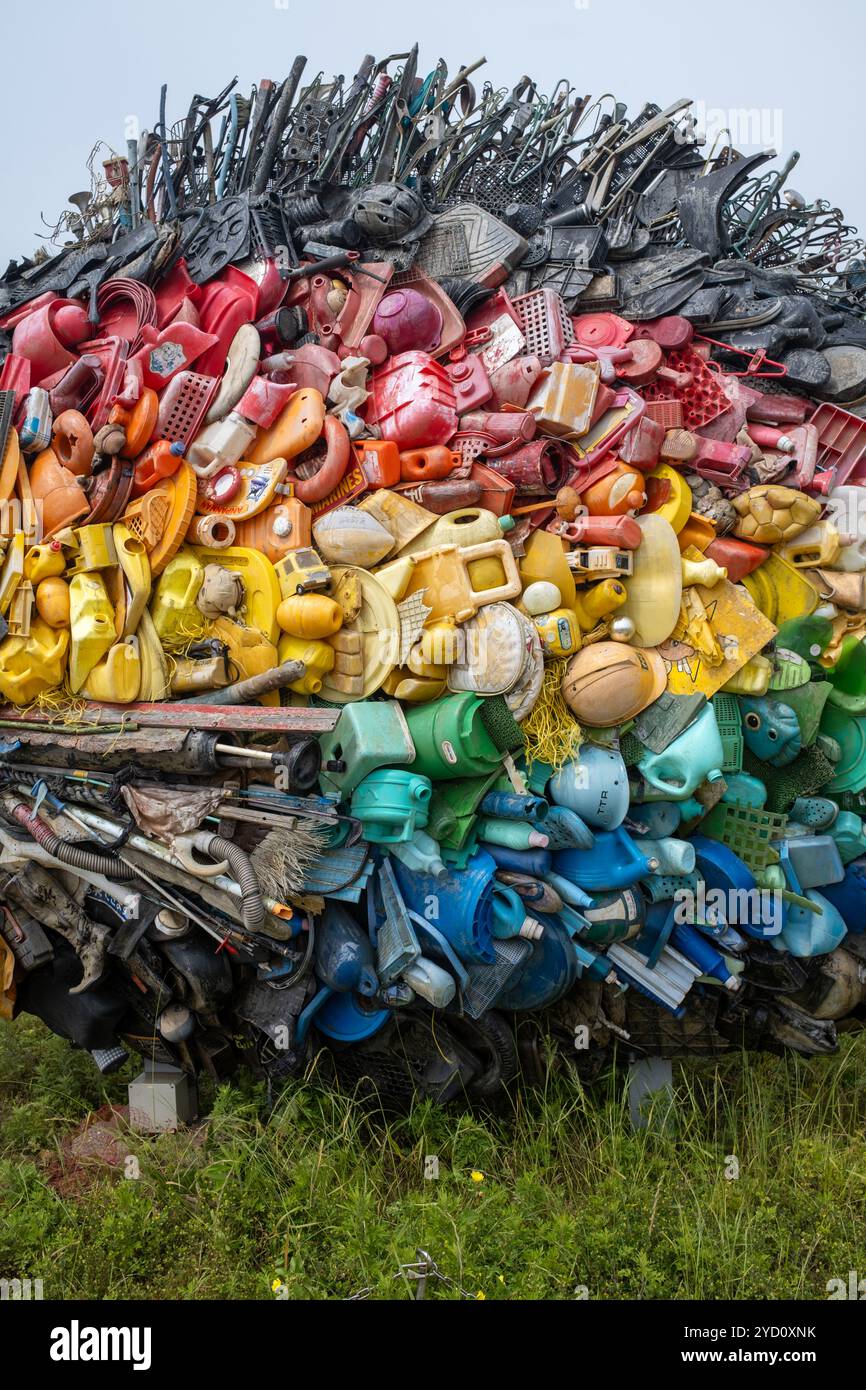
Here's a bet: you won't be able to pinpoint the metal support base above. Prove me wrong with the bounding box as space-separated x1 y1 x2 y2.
627 1056 674 1132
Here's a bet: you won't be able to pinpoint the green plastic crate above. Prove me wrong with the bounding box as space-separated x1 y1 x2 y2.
711 694 743 774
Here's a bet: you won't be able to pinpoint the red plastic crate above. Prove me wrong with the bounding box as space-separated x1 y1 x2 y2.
807 402 866 490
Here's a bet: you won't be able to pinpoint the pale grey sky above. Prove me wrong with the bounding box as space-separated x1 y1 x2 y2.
2 0 861 266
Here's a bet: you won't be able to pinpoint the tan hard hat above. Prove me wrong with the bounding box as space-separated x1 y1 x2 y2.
561 641 667 727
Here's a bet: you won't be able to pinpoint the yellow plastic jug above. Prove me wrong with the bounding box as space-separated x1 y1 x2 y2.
276 632 336 694
81 637 142 704
24 542 65 584
0 617 69 705
69 573 117 692
150 552 206 646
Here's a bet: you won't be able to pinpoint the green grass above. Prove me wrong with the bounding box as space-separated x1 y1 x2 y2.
1 1014 865 1300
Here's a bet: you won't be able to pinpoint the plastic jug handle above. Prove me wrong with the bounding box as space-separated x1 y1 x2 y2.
461 539 522 606
169 835 230 878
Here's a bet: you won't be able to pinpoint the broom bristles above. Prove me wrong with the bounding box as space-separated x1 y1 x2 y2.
249 819 329 899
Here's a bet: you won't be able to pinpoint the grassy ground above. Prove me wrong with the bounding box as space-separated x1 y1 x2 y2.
1 1014 865 1300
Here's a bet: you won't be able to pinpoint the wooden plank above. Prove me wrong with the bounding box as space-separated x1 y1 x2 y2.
0 701 340 734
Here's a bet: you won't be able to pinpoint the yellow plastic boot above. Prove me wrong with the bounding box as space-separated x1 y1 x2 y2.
69 573 117 693
81 637 142 704
0 618 69 705
277 632 336 694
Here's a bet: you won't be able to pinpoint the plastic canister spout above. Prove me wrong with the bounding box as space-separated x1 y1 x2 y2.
350 769 432 844
491 885 539 940
638 837 696 877
390 830 447 880
275 633 335 694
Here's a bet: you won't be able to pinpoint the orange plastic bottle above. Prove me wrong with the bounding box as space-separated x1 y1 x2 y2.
132 440 185 497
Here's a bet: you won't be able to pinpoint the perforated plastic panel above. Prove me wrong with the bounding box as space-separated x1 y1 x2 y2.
702 801 788 873
511 289 574 364
643 398 684 430
156 371 219 448
642 350 729 431
711 694 744 773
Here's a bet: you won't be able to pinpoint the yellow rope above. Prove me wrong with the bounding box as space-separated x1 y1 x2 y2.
521 658 582 774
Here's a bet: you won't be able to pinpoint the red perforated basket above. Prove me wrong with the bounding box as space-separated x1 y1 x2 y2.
512 289 574 364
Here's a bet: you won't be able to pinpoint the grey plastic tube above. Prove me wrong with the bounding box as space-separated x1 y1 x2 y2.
12 804 137 879
204 834 264 930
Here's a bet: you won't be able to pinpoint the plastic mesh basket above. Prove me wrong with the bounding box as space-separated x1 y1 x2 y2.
512 289 574 364
711 694 743 773
701 801 788 873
